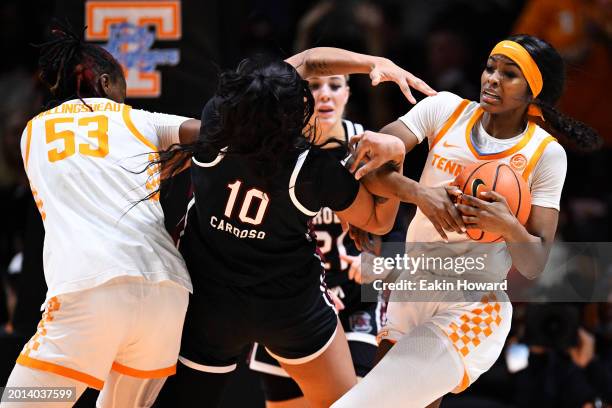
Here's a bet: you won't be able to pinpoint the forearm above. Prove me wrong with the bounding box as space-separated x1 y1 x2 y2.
370 196 400 235
379 121 420 154
287 47 384 78
363 170 421 205
503 220 551 280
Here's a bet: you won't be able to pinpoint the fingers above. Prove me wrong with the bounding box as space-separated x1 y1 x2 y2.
349 141 371 173
456 203 478 216
480 190 505 203
460 193 488 209
369 69 382 86
445 185 463 202
462 215 478 226
430 217 449 241
341 220 349 233
401 78 416 104
355 159 382 180
407 74 437 97
445 204 466 233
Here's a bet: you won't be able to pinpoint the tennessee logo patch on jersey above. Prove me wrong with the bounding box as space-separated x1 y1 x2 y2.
509 153 528 172
85 1 181 98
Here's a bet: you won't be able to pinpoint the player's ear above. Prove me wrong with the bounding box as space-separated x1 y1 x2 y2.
98 74 112 97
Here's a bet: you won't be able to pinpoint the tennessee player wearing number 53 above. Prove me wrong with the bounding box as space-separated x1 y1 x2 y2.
1 21 201 408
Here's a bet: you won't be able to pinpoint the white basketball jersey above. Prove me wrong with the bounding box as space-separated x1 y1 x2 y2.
21 98 192 301
405 98 558 281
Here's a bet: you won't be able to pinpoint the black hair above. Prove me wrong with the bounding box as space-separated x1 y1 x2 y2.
508 34 601 151
149 57 317 193
35 19 125 109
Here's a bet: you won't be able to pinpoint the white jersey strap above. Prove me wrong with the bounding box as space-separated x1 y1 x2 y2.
192 147 227 168
289 150 319 216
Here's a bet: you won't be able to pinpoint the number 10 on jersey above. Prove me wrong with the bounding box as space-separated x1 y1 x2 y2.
224 181 270 225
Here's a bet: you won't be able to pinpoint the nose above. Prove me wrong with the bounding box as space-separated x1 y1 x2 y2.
486 70 501 88
318 84 331 101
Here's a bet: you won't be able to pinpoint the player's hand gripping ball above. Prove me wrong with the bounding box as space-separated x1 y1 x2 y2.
451 161 531 242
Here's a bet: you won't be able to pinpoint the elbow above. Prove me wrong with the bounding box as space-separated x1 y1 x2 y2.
517 265 544 280
372 219 394 236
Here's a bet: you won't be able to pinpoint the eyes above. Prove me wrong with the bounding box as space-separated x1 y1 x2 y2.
308 83 344 91
485 64 518 79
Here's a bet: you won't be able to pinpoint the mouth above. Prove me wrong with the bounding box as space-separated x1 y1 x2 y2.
317 107 335 117
481 89 501 104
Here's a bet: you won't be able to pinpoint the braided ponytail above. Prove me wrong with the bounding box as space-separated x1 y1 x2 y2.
508 34 602 151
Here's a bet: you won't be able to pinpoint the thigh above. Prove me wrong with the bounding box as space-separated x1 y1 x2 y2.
114 281 189 377
97 370 168 408
430 292 513 392
179 284 249 373
1 363 87 408
338 291 384 378
248 344 304 402
15 284 130 391
279 320 357 408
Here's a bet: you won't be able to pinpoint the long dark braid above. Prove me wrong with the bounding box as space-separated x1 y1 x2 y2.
509 34 602 151
35 19 124 110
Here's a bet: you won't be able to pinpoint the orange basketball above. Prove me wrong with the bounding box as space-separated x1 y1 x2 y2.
452 161 531 242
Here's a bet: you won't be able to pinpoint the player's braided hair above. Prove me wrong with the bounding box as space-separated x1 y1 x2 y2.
509 34 601 151
35 19 124 110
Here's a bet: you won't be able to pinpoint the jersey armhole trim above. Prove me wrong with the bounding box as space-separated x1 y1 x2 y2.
24 120 33 170
192 147 227 167
289 149 319 216
522 136 557 181
122 105 158 151
430 99 470 148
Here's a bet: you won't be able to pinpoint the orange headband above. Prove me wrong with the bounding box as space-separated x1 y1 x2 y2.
489 40 544 120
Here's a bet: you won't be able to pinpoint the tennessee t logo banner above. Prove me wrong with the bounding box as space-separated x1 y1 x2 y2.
85 1 181 98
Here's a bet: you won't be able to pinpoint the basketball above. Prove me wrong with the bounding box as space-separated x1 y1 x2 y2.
452 161 531 242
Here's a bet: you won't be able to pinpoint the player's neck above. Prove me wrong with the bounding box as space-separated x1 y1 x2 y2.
482 108 528 139
317 120 345 148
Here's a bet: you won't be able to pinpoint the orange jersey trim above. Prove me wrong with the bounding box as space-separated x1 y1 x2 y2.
452 370 471 393
122 105 158 151
111 362 176 379
430 99 470 149
465 108 536 160
522 135 557 181
24 120 33 170
16 354 104 390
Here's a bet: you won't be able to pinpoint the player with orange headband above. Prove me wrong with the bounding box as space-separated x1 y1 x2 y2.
328 35 600 407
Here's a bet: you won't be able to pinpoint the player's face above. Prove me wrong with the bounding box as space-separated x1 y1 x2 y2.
480 55 530 115
307 75 349 131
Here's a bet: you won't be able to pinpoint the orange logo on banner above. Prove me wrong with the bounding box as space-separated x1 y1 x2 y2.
85 1 182 98
509 154 527 172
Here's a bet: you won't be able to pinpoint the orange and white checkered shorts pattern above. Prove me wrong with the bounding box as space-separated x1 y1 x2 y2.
379 290 512 393
16 276 188 390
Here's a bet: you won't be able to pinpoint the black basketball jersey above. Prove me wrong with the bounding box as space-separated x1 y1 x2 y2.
312 120 364 288
179 98 360 287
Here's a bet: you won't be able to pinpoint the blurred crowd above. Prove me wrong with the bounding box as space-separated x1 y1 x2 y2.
0 0 610 407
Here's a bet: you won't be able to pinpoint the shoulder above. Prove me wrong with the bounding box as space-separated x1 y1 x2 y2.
422 91 464 107
533 126 567 164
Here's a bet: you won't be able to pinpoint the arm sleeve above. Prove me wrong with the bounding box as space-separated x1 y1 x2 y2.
529 142 567 210
296 149 360 213
397 91 463 144
140 110 192 150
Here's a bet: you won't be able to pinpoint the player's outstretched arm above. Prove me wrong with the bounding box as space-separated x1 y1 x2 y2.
285 47 436 104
